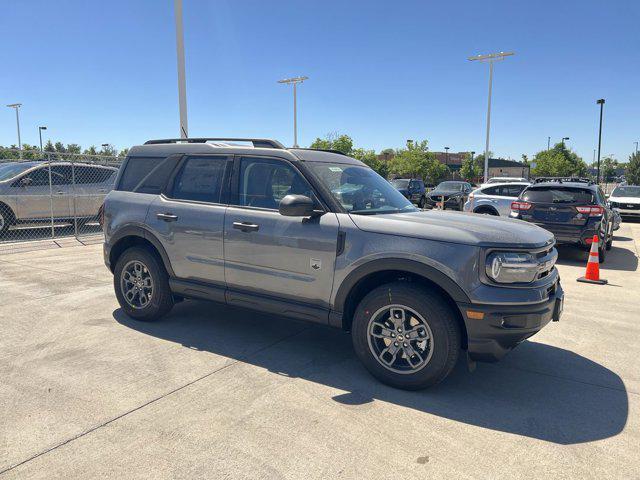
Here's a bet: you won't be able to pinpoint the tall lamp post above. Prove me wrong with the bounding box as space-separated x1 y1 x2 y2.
7 103 23 158
468 51 514 183
278 76 308 148
38 126 47 152
596 99 605 184
444 146 450 165
561 136 569 146
174 0 188 139
547 136 551 150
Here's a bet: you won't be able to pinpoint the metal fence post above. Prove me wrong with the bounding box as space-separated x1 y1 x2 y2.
47 154 55 239
71 157 79 238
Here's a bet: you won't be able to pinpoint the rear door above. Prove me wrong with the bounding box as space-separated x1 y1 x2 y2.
495 184 527 215
223 155 339 312
146 155 231 287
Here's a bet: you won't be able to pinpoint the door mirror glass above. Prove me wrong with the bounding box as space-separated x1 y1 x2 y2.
279 194 316 217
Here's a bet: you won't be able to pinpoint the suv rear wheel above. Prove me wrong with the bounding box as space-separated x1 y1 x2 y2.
114 247 174 321
351 282 461 390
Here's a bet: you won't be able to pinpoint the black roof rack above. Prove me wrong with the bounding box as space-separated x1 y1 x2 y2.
143 138 285 149
292 147 348 156
533 177 594 185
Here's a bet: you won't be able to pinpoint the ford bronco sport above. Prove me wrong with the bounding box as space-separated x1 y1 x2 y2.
103 138 563 390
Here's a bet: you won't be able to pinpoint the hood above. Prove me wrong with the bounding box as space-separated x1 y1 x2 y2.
430 190 462 197
610 196 640 204
349 210 554 248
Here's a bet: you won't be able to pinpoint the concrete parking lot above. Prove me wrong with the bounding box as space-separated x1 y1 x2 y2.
1 222 639 479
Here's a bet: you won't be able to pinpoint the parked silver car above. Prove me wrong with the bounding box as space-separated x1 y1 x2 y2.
0 161 118 234
464 182 530 216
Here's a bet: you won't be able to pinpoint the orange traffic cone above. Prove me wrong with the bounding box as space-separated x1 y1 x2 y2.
577 235 607 285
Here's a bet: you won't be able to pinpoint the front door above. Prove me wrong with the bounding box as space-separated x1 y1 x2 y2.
13 165 71 220
224 156 339 310
146 155 231 286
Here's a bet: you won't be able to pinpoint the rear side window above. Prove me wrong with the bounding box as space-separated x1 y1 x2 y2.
117 157 164 192
501 184 527 197
522 187 595 204
74 166 117 184
170 156 227 203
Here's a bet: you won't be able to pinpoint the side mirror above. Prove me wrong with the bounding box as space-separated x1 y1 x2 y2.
605 193 610 199
20 177 32 187
279 194 317 217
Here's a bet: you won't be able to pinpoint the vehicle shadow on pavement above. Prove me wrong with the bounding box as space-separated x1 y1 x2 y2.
555 244 638 271
114 302 628 446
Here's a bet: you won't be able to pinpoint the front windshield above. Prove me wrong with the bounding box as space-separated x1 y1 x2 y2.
433 182 464 193
309 163 418 215
0 163 32 182
612 186 640 197
390 179 410 188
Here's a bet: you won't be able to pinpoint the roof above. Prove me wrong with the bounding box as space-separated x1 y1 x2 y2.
128 140 364 166
530 181 597 190
488 158 529 168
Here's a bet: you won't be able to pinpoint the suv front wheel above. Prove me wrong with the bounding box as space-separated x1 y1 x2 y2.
114 246 174 321
351 282 461 390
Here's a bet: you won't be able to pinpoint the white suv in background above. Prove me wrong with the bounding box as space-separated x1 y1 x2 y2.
609 185 640 218
464 182 530 216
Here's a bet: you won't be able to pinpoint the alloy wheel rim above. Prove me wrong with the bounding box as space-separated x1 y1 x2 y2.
120 260 154 309
367 304 434 374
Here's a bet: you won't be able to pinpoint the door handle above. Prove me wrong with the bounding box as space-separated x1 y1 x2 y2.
233 221 259 232
56 191 65 195
157 213 178 222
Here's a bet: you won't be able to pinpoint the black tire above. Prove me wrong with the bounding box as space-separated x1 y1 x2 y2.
598 241 607 263
605 233 613 251
418 196 425 209
113 246 174 321
0 203 15 236
351 282 461 390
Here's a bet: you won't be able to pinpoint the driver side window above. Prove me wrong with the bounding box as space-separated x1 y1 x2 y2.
236 157 313 210
14 167 52 187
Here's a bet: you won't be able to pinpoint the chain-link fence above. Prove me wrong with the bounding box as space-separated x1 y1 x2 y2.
0 148 122 254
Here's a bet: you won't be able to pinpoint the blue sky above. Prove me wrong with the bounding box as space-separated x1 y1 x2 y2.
1 0 639 162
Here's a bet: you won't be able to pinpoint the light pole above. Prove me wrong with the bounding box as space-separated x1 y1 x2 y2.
596 99 605 184
174 0 188 139
547 136 551 150
278 76 308 148
561 136 569 146
38 126 47 152
444 146 450 166
468 51 514 183
7 103 22 157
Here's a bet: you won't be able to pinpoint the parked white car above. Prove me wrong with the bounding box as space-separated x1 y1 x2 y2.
609 185 640 218
463 182 530 216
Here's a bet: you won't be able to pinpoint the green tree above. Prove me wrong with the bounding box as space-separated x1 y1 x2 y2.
460 154 480 181
54 142 67 153
309 133 354 155
626 152 640 185
351 148 388 178
599 156 618 182
66 144 82 154
532 143 587 177
84 145 98 155
389 140 448 183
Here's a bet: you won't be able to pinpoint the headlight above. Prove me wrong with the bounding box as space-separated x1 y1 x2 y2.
485 251 539 283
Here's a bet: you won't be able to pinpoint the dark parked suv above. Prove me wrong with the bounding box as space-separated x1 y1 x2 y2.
390 178 427 207
104 138 563 390
510 178 614 262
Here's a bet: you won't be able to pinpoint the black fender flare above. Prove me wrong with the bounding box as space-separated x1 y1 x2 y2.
107 225 175 277
331 258 470 327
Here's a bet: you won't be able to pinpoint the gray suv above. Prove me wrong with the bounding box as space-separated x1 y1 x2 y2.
103 138 564 390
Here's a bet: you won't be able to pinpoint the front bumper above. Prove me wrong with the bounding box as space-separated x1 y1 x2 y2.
424 196 462 209
458 280 564 362
615 208 640 216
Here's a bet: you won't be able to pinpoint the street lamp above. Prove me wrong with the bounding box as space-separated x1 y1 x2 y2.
38 126 47 152
561 137 569 146
468 51 515 183
174 0 188 138
596 99 605 184
6 103 23 156
278 76 308 148
547 136 551 150
444 146 450 166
